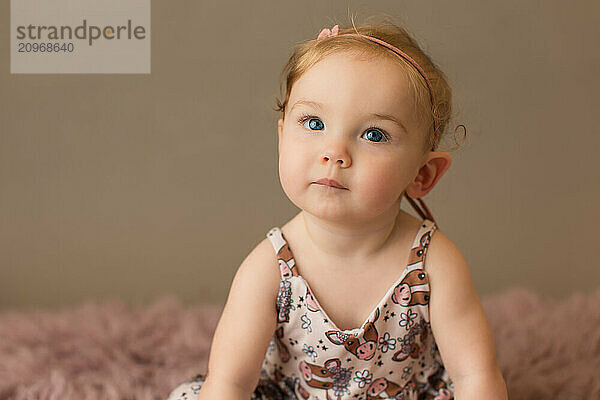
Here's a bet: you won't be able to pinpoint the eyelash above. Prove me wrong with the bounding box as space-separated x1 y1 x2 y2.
296 113 392 143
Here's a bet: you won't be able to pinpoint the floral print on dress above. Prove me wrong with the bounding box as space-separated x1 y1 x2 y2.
302 344 317 362
300 314 312 333
399 308 419 330
299 358 354 398
378 332 397 353
353 369 373 388
277 280 295 323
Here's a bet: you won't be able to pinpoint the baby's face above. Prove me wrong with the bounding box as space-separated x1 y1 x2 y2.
277 51 429 224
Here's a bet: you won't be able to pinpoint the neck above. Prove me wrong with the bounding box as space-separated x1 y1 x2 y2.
299 204 408 265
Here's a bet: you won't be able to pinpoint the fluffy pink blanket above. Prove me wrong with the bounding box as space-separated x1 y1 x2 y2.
0 287 598 399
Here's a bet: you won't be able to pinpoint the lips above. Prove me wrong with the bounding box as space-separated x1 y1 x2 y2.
314 178 347 189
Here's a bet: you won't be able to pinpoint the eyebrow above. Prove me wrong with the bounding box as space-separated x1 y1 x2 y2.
290 99 408 134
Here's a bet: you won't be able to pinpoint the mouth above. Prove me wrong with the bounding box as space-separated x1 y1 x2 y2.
313 178 348 190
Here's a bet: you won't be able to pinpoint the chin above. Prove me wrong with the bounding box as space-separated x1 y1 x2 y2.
300 199 355 222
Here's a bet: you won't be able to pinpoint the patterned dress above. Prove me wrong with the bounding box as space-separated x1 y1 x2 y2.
167 218 454 400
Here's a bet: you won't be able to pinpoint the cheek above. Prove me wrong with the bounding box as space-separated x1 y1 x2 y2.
355 161 407 204
278 140 309 193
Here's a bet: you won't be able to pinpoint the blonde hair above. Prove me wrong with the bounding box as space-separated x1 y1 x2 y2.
273 18 466 153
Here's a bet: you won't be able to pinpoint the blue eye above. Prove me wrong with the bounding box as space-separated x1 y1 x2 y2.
301 117 324 130
297 115 390 143
362 128 388 143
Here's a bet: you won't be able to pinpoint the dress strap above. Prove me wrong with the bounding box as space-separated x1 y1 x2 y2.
266 227 299 280
404 193 439 229
406 218 438 271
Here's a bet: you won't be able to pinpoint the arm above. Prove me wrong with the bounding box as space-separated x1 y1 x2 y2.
198 237 281 399
425 230 508 400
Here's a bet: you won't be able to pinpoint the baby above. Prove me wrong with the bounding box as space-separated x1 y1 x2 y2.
167 20 508 400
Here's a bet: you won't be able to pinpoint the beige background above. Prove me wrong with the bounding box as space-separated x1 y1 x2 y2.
1 1 599 311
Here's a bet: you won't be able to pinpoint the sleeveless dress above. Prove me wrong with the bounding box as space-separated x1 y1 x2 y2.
166 218 454 400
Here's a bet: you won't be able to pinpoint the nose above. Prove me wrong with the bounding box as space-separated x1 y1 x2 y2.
321 143 351 168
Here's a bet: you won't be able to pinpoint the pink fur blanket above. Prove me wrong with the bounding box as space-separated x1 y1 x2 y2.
0 287 598 400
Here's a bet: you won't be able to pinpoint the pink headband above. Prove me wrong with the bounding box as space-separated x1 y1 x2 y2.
317 24 437 138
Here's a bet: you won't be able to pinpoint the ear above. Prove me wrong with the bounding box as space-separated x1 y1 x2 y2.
277 118 284 153
405 151 452 199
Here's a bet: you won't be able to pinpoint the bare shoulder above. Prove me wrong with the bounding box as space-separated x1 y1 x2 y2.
235 235 281 302
424 228 478 312
228 234 282 319
424 228 466 275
